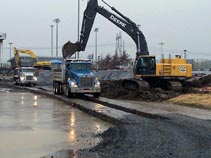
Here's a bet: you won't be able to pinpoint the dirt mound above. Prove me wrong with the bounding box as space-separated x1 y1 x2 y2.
100 74 211 101
100 80 180 101
190 74 211 88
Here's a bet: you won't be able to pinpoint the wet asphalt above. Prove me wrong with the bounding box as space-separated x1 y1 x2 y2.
0 83 112 158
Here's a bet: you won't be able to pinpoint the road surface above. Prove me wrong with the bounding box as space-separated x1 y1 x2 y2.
0 86 112 158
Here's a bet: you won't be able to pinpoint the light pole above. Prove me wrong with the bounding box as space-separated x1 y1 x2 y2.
50 25 54 57
94 28 99 70
53 18 60 57
184 49 187 59
97 55 100 70
8 42 13 59
0 33 6 67
158 42 164 58
77 0 80 59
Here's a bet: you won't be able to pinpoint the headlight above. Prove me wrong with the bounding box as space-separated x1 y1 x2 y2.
20 77 24 81
95 81 100 87
34 77 37 81
70 81 78 88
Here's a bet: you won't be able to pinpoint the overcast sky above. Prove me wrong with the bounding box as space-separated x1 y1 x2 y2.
0 0 211 62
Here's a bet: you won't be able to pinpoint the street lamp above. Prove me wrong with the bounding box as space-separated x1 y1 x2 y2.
94 28 99 70
8 42 13 59
53 18 60 57
50 25 54 57
158 42 164 58
97 55 100 71
184 50 187 59
77 0 80 59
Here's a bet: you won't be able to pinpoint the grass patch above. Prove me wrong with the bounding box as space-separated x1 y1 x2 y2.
167 93 211 110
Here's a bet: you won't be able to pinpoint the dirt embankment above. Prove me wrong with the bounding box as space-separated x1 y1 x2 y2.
100 74 211 102
100 80 181 102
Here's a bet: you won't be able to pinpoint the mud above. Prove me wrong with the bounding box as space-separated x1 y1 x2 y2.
100 80 181 101
100 74 211 101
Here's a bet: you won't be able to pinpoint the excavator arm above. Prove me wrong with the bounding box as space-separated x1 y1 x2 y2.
62 0 149 58
14 47 36 68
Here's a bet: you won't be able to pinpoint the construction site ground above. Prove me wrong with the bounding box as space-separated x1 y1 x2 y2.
1 70 211 157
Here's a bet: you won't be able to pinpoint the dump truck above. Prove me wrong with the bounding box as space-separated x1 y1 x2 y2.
52 59 101 98
13 47 37 86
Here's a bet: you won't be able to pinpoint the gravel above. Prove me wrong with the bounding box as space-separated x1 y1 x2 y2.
77 113 211 158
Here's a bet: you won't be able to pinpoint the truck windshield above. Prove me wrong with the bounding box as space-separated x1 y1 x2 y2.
69 63 91 71
20 68 34 73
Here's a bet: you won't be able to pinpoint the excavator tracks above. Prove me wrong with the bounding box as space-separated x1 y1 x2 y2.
122 78 150 92
168 81 183 92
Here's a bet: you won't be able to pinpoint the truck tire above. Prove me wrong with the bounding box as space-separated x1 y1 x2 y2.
93 93 100 98
18 79 22 86
54 82 59 95
57 83 62 95
66 89 72 98
53 82 57 94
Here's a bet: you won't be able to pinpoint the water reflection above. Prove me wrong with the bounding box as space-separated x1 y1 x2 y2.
34 95 38 100
21 95 24 105
70 111 75 126
33 95 38 106
95 123 101 132
69 111 76 142
68 129 76 142
33 111 38 123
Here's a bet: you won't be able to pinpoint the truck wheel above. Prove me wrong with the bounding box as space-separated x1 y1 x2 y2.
53 82 57 94
57 83 62 95
54 82 59 94
93 93 100 98
18 80 22 86
66 89 72 98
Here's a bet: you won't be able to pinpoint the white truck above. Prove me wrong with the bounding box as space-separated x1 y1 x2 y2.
14 67 37 86
52 59 101 98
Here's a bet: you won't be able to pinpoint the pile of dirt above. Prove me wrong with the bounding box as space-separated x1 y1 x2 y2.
100 74 211 101
189 74 211 87
188 74 211 93
100 80 181 101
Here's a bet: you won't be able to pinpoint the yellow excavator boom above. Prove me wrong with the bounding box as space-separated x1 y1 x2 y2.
13 47 51 68
14 47 36 68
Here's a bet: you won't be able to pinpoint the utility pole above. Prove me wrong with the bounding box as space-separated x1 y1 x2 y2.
94 28 99 70
50 25 54 57
8 42 13 59
53 18 60 57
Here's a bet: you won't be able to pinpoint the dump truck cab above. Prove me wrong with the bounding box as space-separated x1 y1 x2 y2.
14 67 37 86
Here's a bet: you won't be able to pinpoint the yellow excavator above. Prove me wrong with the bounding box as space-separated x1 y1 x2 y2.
14 47 51 69
62 0 192 91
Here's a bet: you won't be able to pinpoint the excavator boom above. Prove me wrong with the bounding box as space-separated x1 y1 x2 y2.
14 47 36 68
62 0 149 58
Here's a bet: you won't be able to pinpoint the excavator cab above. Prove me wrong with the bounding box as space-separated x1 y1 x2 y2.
134 56 156 75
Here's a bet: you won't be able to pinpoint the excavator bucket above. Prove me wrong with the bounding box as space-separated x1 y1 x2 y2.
62 41 79 59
